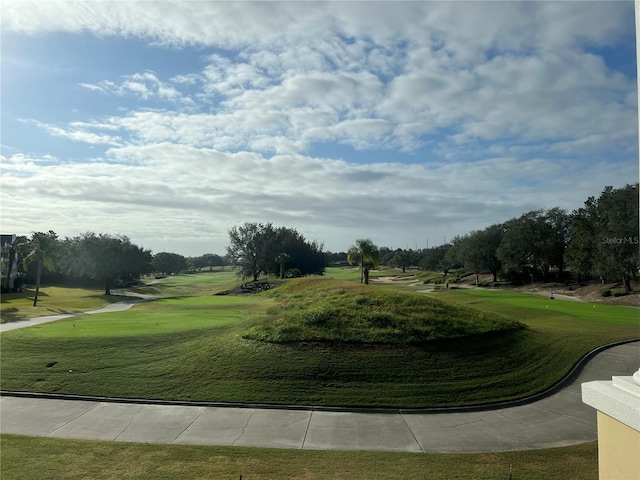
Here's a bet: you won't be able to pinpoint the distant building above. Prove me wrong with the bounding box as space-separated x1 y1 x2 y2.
1 234 19 289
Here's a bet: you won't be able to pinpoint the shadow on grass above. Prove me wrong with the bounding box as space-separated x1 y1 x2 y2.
0 289 126 324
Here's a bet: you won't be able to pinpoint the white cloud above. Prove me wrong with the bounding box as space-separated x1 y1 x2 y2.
1 1 636 255
22 119 122 146
2 144 636 255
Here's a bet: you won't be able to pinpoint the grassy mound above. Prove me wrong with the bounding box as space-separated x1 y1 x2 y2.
243 277 523 343
1 272 636 408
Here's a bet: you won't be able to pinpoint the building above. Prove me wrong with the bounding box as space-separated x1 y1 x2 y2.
1 234 19 290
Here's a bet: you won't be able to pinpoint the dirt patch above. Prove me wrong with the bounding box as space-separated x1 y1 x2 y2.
216 280 283 296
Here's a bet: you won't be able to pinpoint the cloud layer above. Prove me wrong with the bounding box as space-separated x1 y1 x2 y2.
1 1 637 255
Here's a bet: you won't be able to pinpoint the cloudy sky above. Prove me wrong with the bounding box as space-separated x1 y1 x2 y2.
1 1 637 256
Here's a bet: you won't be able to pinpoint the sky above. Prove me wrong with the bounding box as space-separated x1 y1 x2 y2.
1 1 638 257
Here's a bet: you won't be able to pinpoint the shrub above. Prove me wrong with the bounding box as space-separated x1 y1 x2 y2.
301 307 337 326
601 289 612 297
285 268 302 278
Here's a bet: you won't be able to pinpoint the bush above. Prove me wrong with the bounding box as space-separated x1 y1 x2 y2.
285 268 302 278
601 289 612 297
301 307 337 326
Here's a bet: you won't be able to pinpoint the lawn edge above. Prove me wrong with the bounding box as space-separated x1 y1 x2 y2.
2 338 637 414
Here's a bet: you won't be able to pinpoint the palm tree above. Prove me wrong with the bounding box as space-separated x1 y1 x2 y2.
347 239 379 285
23 231 59 307
275 252 290 279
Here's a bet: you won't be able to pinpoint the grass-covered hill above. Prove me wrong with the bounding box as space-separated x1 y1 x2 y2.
244 277 523 344
1 271 637 408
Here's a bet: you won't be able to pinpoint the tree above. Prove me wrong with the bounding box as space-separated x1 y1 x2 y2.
202 253 224 271
498 209 570 283
455 224 504 284
566 184 639 291
275 252 290 279
23 231 59 306
2 235 26 292
390 249 413 273
565 198 598 282
153 252 187 275
347 239 379 284
227 223 266 281
227 223 326 281
64 233 152 295
419 244 456 280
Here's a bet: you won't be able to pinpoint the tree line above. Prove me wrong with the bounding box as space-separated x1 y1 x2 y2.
379 184 639 291
226 223 326 281
6 184 637 304
8 232 231 305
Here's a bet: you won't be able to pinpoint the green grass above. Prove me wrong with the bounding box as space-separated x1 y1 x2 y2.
1 274 638 408
324 266 365 281
22 295 265 338
244 277 522 343
0 286 123 323
435 289 640 331
0 435 598 480
130 271 241 297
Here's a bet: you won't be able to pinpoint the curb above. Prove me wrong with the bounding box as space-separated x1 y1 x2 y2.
2 338 637 414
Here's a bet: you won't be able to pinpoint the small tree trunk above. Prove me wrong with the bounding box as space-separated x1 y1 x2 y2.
104 279 111 296
475 272 479 286
364 268 370 285
32 259 43 307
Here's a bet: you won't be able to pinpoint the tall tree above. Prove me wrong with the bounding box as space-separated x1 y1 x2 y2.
275 252 290 279
455 225 504 285
567 184 639 291
23 231 59 306
64 233 152 295
390 249 413 273
419 244 456 280
153 252 187 275
347 239 379 284
498 209 570 283
227 223 325 281
565 197 598 282
227 223 265 282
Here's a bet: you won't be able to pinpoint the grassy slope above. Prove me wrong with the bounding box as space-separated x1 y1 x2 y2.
0 435 598 480
244 277 522 343
1 271 638 407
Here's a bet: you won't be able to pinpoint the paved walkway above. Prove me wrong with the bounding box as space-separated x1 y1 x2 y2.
0 290 155 333
2 342 638 452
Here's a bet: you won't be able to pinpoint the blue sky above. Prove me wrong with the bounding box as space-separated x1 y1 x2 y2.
1 1 638 256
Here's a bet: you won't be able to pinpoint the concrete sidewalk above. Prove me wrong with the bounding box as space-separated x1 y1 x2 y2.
0 290 154 333
2 342 638 452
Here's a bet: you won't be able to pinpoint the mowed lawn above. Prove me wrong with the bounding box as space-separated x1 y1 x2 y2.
22 295 266 338
0 286 123 323
434 289 640 334
1 435 599 480
1 272 638 407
